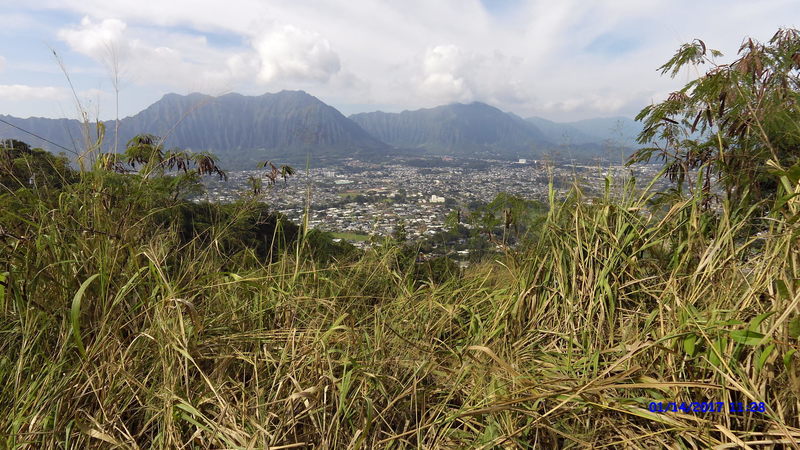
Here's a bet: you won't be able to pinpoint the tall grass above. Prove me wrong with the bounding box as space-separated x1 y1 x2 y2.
1 170 799 448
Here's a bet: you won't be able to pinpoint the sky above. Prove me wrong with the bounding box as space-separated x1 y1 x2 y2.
0 0 797 122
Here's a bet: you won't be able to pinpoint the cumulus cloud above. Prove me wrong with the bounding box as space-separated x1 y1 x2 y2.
57 17 246 94
419 45 472 101
0 85 67 101
252 25 341 83
5 0 797 119
58 17 128 60
416 45 529 107
56 16 343 96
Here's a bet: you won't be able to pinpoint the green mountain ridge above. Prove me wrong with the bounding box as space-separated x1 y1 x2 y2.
349 102 551 158
1 91 640 165
1 90 391 167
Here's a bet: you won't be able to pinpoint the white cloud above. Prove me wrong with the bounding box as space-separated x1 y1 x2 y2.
252 25 341 83
415 45 530 107
3 0 798 119
419 45 472 102
0 85 67 101
58 17 128 60
56 16 343 95
544 95 629 114
57 17 242 93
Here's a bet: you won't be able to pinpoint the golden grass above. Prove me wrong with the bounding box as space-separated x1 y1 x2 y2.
1 175 799 448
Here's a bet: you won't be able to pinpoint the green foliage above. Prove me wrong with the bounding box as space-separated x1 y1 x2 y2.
4 26 800 444
124 133 163 168
117 134 228 182
631 28 800 205
0 139 77 191
160 201 303 262
391 219 408 242
3 166 800 447
467 192 547 246
257 160 296 186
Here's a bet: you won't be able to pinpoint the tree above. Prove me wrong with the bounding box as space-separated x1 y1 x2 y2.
630 28 800 206
466 193 546 246
392 220 408 243
0 139 76 191
96 134 228 202
117 134 226 180
123 134 163 170
280 165 296 184
257 160 296 186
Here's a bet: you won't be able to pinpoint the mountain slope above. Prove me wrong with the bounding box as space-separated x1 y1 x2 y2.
525 117 599 146
0 92 643 165
121 91 388 160
350 102 551 158
526 116 642 147
0 116 86 155
1 91 390 166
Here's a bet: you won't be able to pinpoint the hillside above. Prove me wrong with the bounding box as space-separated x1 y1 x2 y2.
0 93 640 166
118 91 389 164
1 91 391 167
350 102 552 158
526 116 642 147
4 24 800 448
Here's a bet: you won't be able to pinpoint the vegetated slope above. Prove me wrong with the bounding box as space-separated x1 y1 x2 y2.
350 102 552 158
525 116 601 145
119 91 389 164
0 93 638 165
526 115 642 147
3 165 799 447
0 91 390 167
0 115 85 155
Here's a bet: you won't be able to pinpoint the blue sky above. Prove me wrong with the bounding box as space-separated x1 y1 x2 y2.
0 0 797 121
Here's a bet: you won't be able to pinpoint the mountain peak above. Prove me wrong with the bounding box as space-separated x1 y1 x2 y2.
0 90 388 166
158 92 211 102
273 89 312 97
0 91 636 165
463 101 493 108
156 90 317 103
350 101 549 157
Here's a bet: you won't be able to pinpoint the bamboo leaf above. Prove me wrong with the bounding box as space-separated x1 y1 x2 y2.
757 344 775 371
683 334 697 356
71 274 99 359
788 317 800 339
729 329 766 346
784 349 796 369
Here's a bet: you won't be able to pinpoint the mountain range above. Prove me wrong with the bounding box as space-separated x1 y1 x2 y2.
0 90 642 167
349 103 550 157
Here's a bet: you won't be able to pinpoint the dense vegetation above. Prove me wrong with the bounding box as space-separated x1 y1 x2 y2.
2 30 800 448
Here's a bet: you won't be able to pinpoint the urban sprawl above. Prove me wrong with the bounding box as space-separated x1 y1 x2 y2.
201 158 664 247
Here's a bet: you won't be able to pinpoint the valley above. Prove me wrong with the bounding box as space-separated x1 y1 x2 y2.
202 157 665 247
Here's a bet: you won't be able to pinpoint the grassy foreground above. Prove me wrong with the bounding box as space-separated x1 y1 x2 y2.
1 172 800 448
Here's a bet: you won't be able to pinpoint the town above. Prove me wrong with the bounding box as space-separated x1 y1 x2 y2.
201 157 665 246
